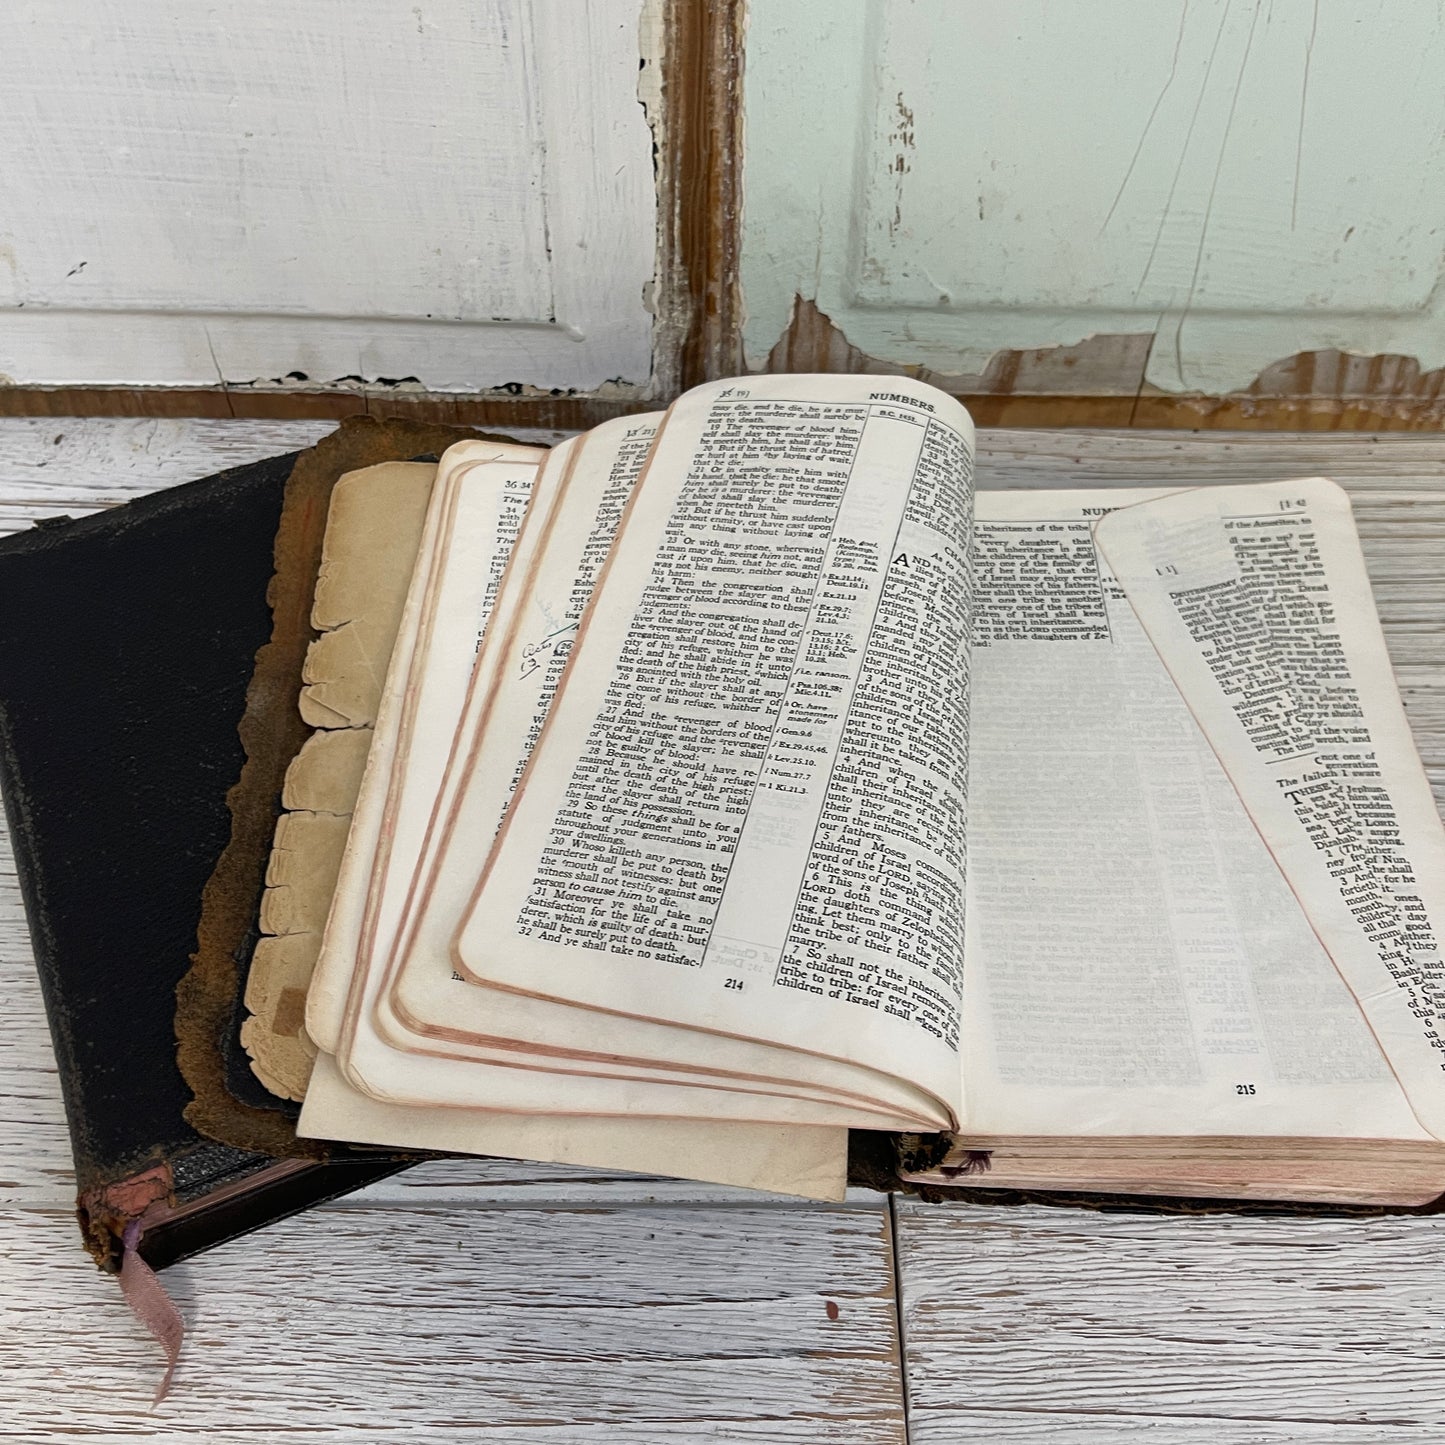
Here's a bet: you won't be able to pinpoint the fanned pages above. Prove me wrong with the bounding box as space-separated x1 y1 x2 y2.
456 377 974 1129
377 415 942 1125
301 1054 847 1202
295 433 855 1196
323 430 918 1129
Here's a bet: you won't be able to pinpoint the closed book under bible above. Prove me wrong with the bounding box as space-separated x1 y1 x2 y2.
0 419 482 1270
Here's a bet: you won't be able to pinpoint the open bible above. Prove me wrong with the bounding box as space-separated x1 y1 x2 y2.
286 375 1445 1207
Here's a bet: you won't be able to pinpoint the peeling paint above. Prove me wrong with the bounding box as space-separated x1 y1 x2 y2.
761 295 1445 431
636 0 675 389
887 91 915 240
763 296 1152 400
212 371 657 406
1 3 657 393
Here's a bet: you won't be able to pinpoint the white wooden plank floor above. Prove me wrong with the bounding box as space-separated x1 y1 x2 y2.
1 418 1444 1442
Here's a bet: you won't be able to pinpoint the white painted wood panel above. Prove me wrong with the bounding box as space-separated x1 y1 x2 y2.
0 1 655 391
743 0 1445 393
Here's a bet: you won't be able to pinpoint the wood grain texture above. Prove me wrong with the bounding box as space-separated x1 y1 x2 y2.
913 1418 1445 1444
1 420 1443 1436
1 1193 903 1440
895 1195 1445 1438
0 417 576 527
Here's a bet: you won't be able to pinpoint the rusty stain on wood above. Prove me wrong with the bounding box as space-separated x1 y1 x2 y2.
762 296 1445 432
0 385 653 429
11 290 1445 433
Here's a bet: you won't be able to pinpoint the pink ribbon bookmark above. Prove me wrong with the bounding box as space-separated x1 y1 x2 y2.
118 1219 184 1404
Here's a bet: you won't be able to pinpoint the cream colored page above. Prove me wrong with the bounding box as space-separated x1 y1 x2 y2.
962 489 1424 1142
1096 478 1445 1139
246 462 436 1100
378 416 941 1126
305 442 545 1053
300 462 440 730
457 376 974 1124
298 1054 847 1203
334 434 929 1128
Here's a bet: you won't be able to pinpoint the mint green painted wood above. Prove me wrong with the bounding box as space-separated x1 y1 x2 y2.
743 0 1445 393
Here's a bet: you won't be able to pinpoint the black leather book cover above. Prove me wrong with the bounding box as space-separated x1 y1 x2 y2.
0 421 473 1270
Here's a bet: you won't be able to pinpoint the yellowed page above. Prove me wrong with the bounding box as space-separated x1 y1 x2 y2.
331 435 930 1128
1096 478 1445 1139
244 461 437 1098
298 1054 847 1202
959 488 1425 1143
373 415 941 1126
300 461 440 730
457 376 974 1127
305 441 546 1053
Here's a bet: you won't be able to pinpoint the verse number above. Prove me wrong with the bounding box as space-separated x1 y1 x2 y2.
1235 1083 1257 1096
723 978 745 992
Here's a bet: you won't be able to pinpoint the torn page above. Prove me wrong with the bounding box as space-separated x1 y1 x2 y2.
1096 478 1445 1139
457 376 974 1124
304 443 546 1056
328 436 930 1128
960 488 1424 1143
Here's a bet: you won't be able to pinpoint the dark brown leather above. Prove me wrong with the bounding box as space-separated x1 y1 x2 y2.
176 418 489 1157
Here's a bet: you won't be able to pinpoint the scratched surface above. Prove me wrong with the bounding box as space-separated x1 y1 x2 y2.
1 420 1444 1437
743 0 1445 396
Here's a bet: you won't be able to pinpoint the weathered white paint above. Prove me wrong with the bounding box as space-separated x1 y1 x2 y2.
1 1199 906 1439
0 2 656 391
742 0 1445 393
897 1196 1445 1437
1 421 1444 1436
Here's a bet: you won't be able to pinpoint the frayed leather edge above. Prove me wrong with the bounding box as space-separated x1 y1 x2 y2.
77 1162 174 1273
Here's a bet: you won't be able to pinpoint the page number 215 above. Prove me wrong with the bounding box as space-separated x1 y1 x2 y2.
1235 1083 1256 1095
